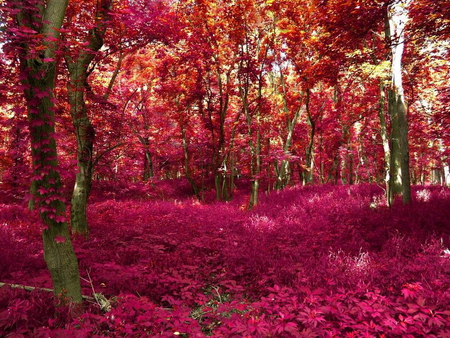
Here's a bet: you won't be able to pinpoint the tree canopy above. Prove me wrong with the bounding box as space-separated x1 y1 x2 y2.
1 0 449 207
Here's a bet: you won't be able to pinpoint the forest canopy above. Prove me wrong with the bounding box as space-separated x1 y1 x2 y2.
0 0 449 205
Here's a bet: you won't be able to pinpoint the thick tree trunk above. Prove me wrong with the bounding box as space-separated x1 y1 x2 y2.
386 1 412 205
42 219 82 305
27 86 82 305
15 0 82 305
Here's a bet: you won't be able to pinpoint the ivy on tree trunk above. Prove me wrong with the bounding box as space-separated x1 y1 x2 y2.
12 0 82 305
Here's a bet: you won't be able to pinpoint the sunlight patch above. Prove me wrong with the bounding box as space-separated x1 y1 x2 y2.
308 194 320 203
369 194 385 209
246 215 276 232
416 189 431 202
329 249 373 277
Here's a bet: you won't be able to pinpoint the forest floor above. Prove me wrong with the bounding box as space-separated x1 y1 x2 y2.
2 182 450 337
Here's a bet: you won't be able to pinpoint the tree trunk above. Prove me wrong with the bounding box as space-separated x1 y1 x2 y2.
249 128 261 209
66 61 95 236
348 153 354 185
397 91 411 203
274 71 301 190
137 135 154 181
144 149 154 180
387 89 403 204
304 89 315 185
378 83 392 202
181 125 200 198
66 0 112 236
386 1 412 205
15 0 82 305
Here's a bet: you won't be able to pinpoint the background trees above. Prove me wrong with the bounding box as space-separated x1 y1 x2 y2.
2 0 449 209
1 1 449 206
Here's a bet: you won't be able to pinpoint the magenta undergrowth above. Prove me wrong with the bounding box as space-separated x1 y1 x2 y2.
2 184 450 336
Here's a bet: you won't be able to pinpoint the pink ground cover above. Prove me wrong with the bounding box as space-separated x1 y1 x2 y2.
2 183 450 337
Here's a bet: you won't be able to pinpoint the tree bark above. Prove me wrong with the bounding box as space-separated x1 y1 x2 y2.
303 89 315 185
274 70 302 190
378 82 392 201
213 70 233 201
143 138 154 180
181 125 200 198
387 88 403 204
66 57 96 236
65 0 112 236
14 0 82 305
386 1 412 205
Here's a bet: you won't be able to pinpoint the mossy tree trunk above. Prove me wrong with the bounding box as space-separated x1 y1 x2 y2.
14 0 82 305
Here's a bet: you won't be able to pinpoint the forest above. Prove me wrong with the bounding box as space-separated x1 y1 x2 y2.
0 0 450 336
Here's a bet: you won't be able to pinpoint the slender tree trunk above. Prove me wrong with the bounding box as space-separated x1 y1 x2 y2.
104 52 125 101
304 89 315 185
67 65 95 235
15 0 82 305
181 125 200 198
222 108 243 199
397 92 411 203
274 71 301 190
378 83 392 202
215 71 232 201
249 127 261 208
241 81 261 209
140 136 154 180
348 153 354 185
65 0 112 236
